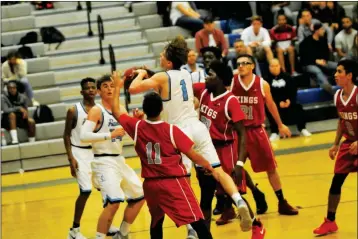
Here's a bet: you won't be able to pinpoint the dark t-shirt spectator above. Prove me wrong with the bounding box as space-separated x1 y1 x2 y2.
2 91 28 114
299 35 329 66
266 72 297 105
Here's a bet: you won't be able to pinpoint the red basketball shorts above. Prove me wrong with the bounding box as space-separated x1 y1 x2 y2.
335 140 358 174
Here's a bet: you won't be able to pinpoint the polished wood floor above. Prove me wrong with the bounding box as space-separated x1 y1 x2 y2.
2 131 357 239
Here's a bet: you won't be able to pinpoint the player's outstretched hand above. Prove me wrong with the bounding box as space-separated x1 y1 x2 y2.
111 71 123 88
329 145 339 160
278 124 291 138
133 108 145 120
349 141 358 155
111 126 126 139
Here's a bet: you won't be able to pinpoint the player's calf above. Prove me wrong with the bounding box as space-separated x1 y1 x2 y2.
190 219 213 239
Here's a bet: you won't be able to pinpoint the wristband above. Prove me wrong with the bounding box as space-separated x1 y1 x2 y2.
236 161 244 167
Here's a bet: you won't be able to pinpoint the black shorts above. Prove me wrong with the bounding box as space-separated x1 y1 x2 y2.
1 112 29 130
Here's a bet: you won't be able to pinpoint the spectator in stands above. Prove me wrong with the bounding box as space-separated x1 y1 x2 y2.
1 80 36 144
181 49 204 73
2 51 38 106
241 16 274 63
267 59 311 141
348 33 358 61
317 2 346 34
270 13 297 75
335 17 358 59
170 2 204 36
297 9 333 51
299 23 337 94
353 3 358 30
229 39 262 76
271 2 294 25
195 16 228 57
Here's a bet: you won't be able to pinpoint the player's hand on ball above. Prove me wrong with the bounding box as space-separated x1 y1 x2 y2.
329 145 339 160
135 69 148 78
133 108 145 120
278 124 291 138
349 141 358 155
111 127 126 138
69 157 78 178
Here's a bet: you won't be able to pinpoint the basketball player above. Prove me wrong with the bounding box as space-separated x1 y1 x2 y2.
193 47 268 217
111 71 214 239
194 60 266 239
80 75 145 239
313 59 358 236
127 36 252 232
231 54 298 215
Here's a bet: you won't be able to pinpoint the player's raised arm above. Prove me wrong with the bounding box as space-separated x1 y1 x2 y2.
111 71 126 120
262 80 291 138
128 70 167 94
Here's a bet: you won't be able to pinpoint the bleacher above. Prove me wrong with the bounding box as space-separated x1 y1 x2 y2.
1 2 356 174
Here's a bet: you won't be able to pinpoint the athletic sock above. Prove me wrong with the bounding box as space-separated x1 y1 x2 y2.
95 232 106 239
10 129 18 143
120 221 131 236
252 217 262 227
72 222 80 229
231 192 243 207
275 189 285 203
327 211 336 222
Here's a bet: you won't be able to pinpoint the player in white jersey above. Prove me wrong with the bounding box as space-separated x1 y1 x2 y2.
80 75 145 239
64 78 119 239
127 36 252 233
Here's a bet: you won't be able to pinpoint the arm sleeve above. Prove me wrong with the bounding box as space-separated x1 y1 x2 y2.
118 114 140 139
241 29 250 46
262 28 272 47
1 96 21 113
193 83 206 98
227 97 246 123
172 125 194 154
334 34 342 49
195 31 203 53
80 120 111 143
324 23 333 44
297 25 305 43
17 60 27 78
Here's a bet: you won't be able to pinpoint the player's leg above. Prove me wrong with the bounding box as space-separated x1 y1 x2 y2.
244 169 268 214
241 197 266 239
190 219 213 239
150 216 165 239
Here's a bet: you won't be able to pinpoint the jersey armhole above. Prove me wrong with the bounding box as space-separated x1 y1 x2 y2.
230 75 236 91
225 96 236 121
134 120 141 144
334 90 340 106
163 71 171 102
199 89 208 106
72 104 78 129
94 107 104 133
260 77 265 98
169 124 177 149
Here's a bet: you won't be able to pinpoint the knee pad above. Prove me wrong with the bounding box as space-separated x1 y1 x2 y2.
329 174 348 195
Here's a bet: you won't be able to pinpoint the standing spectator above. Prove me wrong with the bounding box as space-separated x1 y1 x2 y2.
241 16 274 63
2 51 38 106
271 2 294 25
267 59 311 141
297 9 333 50
299 23 337 94
181 49 204 73
270 13 297 75
170 2 204 36
229 39 262 77
1 80 36 144
195 16 228 57
335 17 358 59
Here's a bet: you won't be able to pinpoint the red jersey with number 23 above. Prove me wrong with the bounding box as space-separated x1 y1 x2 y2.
194 83 245 141
230 74 266 127
118 114 194 179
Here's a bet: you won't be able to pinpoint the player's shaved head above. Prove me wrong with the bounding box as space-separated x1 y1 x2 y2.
143 92 163 118
209 60 233 86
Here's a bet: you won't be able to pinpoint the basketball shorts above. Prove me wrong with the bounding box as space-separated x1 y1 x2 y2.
335 140 358 174
71 146 94 193
177 118 221 174
144 177 204 227
246 126 277 173
92 155 144 208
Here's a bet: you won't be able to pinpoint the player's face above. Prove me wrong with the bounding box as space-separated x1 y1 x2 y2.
81 82 97 100
237 57 254 77
187 50 197 65
203 52 216 69
98 80 115 100
205 69 219 92
335 65 352 87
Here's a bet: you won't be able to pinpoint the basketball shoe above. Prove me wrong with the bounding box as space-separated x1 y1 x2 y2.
278 200 298 215
237 199 252 232
251 219 266 239
67 228 87 239
113 231 129 239
313 218 338 235
107 225 119 236
252 185 268 214
216 207 236 225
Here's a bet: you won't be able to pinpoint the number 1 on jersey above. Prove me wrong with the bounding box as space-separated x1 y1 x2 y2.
146 142 162 164
180 79 188 101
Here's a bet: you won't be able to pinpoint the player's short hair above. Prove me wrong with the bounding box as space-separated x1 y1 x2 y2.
164 36 189 70
142 92 163 118
209 60 233 87
342 16 353 22
203 16 214 24
237 54 256 67
338 59 358 83
7 80 17 88
234 39 244 45
80 77 96 89
277 12 287 20
200 46 222 60
7 51 21 60
96 74 112 89
251 15 263 23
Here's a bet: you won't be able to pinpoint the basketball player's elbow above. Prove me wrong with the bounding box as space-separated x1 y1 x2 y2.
128 85 140 94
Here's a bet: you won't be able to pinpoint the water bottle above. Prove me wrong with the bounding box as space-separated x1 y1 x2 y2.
1 129 7 146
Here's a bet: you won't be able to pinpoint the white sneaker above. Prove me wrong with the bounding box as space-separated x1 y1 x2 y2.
301 129 312 137
113 231 129 239
68 228 87 239
269 133 280 142
236 199 252 232
187 229 198 239
107 225 119 236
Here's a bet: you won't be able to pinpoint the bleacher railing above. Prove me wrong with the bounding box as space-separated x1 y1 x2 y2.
86 2 93 37
97 15 105 64
109 44 116 72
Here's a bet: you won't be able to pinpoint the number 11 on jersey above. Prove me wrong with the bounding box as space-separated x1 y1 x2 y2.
180 79 188 101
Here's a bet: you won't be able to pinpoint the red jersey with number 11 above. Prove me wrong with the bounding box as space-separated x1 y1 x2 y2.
231 74 266 127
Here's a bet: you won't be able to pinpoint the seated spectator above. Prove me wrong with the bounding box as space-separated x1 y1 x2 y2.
348 33 358 61
297 9 333 51
271 2 294 25
2 51 38 106
1 80 36 144
299 23 337 94
353 3 358 30
170 2 204 36
241 16 274 63
180 49 204 73
270 13 297 75
229 39 262 76
335 17 358 59
266 59 311 142
318 2 346 34
195 16 228 57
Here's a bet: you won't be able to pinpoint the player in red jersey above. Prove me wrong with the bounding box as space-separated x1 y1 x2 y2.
111 71 214 239
231 54 298 215
194 60 266 239
313 59 358 236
